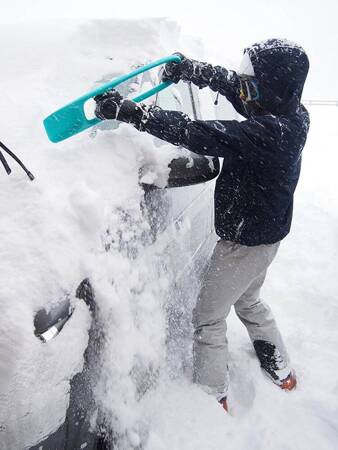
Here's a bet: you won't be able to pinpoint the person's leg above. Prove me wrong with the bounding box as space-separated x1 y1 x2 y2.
234 246 292 384
192 240 281 400
192 240 233 401
234 271 288 358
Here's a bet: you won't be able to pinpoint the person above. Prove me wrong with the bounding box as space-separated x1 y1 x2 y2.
94 38 310 412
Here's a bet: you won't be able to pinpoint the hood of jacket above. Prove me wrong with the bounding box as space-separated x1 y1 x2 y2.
244 38 309 115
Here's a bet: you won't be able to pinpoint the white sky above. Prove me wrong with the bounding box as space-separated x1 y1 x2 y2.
2 0 337 99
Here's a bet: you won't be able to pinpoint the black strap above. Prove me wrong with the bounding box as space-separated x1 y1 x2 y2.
0 148 11 174
0 141 34 180
214 92 220 105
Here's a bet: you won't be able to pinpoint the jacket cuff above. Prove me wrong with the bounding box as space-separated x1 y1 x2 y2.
117 100 146 128
181 59 216 88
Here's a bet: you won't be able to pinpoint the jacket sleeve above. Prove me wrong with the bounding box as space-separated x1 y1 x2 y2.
140 106 282 164
179 59 248 118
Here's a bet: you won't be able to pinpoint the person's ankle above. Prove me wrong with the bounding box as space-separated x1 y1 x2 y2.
219 396 228 412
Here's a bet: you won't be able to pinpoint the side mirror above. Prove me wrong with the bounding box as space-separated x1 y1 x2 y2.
166 154 220 188
33 279 94 342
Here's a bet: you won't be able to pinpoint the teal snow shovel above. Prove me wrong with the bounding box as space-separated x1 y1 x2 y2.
43 55 181 143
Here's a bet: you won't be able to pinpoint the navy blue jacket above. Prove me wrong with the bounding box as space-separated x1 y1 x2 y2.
138 39 310 246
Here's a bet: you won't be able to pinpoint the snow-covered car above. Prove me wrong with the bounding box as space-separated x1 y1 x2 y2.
30 65 226 450
0 19 236 450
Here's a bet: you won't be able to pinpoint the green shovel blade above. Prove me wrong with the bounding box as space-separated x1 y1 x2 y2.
43 55 181 143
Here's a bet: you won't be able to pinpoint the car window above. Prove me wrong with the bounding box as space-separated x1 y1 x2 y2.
155 77 196 119
189 83 202 120
155 85 182 111
214 93 239 120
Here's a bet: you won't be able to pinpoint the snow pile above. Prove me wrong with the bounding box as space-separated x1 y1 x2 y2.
0 18 184 449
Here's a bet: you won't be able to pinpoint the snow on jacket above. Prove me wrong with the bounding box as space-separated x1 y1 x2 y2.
136 39 310 246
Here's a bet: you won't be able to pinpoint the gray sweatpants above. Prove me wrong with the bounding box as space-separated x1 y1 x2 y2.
192 239 288 400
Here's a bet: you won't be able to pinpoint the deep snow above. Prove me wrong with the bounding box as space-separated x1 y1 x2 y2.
0 17 337 450
0 18 185 449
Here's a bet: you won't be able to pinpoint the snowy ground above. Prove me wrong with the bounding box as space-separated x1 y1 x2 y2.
0 18 337 450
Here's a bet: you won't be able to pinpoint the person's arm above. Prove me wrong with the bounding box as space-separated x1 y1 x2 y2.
94 90 189 146
163 55 248 117
94 90 282 164
140 106 282 164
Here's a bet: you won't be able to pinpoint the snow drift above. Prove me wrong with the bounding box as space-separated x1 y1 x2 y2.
0 18 187 448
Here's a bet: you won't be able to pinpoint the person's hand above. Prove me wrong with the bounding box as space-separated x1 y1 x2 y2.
94 89 124 120
162 52 187 83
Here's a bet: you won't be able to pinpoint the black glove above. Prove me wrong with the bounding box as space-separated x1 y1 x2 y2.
94 89 124 120
163 53 219 90
94 89 147 128
162 52 192 84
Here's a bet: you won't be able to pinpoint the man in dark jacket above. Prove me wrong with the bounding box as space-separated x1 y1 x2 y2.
94 38 310 412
